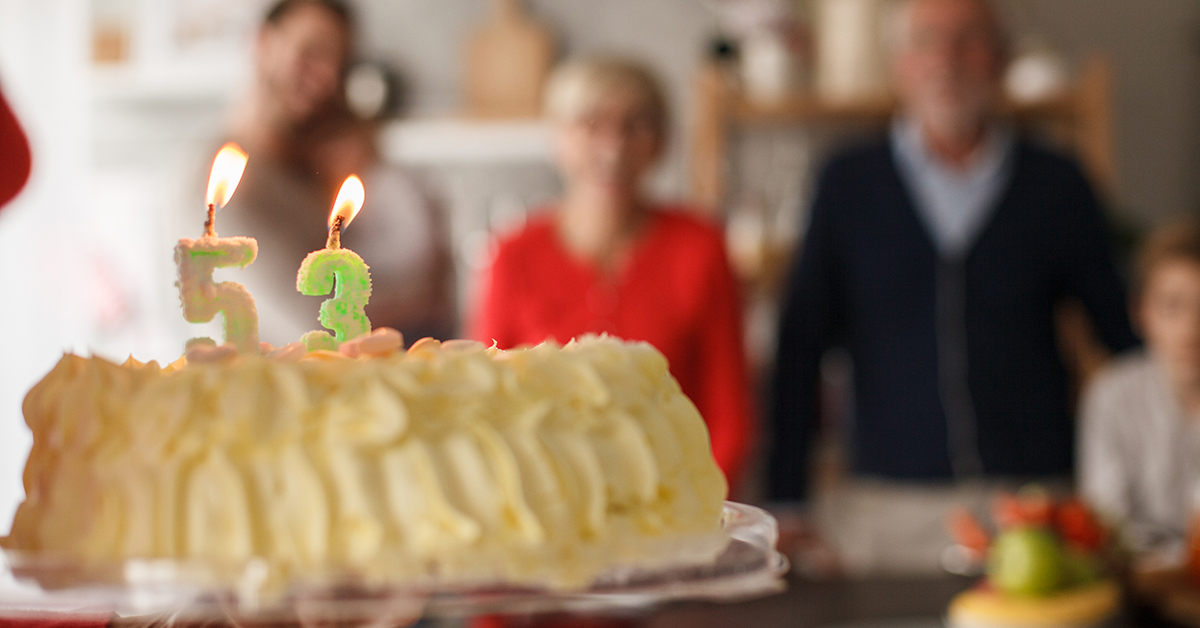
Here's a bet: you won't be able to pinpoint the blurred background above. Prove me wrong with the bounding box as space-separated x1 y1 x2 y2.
0 0 1197 531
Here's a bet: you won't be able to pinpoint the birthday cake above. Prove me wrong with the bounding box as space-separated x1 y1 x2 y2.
2 334 729 589
945 491 1121 628
1 147 734 595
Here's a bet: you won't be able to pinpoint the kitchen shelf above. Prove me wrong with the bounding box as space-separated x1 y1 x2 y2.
379 117 553 166
690 55 1116 212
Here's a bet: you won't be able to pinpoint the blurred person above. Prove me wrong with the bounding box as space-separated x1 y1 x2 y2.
219 0 455 346
1080 218 1200 555
469 57 753 489
768 0 1137 573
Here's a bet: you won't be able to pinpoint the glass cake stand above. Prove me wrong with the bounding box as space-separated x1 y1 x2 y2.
0 502 788 624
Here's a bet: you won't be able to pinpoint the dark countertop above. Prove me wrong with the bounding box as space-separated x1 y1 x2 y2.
644 574 973 628
2 573 1181 628
480 575 976 628
478 573 1184 628
640 574 1192 628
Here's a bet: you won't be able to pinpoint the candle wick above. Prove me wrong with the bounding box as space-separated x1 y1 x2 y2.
204 203 217 238
327 215 344 250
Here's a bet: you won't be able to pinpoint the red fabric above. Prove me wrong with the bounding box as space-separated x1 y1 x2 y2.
0 90 31 209
470 207 753 487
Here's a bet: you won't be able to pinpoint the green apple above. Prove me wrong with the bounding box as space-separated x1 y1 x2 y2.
1063 549 1102 587
988 527 1066 596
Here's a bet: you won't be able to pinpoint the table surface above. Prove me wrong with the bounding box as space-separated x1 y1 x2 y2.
1 574 1185 628
642 574 971 628
638 574 1199 628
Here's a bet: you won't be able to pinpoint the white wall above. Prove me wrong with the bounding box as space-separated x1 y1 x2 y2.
0 0 235 532
0 0 95 533
999 0 1200 226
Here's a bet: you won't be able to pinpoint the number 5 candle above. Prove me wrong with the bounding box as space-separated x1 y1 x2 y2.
297 175 372 351
174 143 260 353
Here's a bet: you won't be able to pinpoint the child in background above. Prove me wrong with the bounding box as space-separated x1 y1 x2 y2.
1080 218 1200 552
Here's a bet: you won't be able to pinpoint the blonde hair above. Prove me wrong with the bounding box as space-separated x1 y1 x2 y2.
1135 217 1200 301
543 57 668 136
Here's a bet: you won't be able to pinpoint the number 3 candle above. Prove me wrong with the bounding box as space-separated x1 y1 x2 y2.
174 143 260 353
297 175 372 351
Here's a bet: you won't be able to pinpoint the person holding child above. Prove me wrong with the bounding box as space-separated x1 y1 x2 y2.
220 0 456 346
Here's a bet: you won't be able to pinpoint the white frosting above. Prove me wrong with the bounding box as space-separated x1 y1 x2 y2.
4 336 728 589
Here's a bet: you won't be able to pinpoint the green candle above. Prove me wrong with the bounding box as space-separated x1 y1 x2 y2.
176 237 259 353
297 175 372 351
175 143 259 353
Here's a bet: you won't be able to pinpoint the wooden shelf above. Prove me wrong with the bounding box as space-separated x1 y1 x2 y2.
727 92 1081 126
690 54 1116 212
378 117 552 165
731 94 895 125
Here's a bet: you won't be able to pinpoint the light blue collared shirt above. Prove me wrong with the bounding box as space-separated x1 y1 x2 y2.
890 117 1016 259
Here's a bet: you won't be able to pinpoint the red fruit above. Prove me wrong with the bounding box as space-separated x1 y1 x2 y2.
994 491 1056 530
994 494 1026 530
1019 492 1055 528
948 507 991 553
1055 500 1106 551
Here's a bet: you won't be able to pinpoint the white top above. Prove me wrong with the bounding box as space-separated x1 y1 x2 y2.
890 116 1015 259
1078 352 1200 551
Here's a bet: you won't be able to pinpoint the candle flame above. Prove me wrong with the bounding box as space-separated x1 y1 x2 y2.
205 143 249 211
330 175 365 229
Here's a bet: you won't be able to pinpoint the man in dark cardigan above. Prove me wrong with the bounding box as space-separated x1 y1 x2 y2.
768 0 1138 572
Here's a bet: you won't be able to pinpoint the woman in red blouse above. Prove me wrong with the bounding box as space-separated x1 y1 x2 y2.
469 58 752 488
